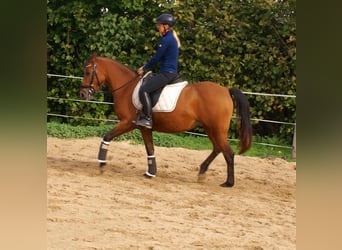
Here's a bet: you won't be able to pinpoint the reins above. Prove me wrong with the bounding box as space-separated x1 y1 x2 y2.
111 74 141 93
80 60 141 98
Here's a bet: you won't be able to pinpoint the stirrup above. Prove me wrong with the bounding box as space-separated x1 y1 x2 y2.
136 118 152 129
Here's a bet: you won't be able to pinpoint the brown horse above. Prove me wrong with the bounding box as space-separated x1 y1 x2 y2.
80 53 252 187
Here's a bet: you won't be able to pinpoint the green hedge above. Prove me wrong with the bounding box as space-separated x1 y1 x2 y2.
47 0 296 143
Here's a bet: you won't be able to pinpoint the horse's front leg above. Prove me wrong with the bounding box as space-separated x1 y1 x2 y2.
98 120 135 170
140 128 156 178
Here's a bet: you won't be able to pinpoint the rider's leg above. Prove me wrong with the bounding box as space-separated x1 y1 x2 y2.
136 91 153 129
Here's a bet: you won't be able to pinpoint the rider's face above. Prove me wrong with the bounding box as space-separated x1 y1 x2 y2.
157 23 168 34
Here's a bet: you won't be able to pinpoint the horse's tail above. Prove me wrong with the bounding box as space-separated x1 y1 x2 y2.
229 88 253 154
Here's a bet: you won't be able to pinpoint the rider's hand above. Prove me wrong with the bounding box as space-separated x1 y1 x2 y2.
137 66 144 76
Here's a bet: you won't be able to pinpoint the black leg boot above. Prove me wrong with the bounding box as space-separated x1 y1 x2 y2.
136 92 152 129
144 155 157 178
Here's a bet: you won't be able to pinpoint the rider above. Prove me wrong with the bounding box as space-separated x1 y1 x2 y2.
136 13 181 129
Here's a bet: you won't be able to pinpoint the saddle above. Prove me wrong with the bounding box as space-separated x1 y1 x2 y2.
132 72 188 112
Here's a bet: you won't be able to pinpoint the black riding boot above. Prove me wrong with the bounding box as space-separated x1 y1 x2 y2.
136 92 152 129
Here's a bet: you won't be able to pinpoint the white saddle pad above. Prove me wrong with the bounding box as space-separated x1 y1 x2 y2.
132 77 188 112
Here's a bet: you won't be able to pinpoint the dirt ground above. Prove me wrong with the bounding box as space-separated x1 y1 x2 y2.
47 137 296 249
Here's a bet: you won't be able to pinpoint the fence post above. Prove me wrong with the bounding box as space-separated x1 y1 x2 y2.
292 125 296 158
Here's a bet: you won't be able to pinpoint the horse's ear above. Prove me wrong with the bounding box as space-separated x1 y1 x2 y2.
84 52 97 66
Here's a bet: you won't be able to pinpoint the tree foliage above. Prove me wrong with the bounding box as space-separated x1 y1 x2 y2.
47 0 296 143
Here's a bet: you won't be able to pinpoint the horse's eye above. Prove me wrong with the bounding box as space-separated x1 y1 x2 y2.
85 72 90 76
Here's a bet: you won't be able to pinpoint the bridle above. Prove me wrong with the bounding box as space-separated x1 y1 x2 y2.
80 62 99 97
80 61 141 97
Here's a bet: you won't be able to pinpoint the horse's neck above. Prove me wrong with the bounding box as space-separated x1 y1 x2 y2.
102 59 136 90
102 58 138 101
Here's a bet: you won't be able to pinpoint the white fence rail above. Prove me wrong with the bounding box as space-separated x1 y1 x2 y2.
47 74 296 152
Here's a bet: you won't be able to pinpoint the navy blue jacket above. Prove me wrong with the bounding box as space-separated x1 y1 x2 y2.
143 31 178 73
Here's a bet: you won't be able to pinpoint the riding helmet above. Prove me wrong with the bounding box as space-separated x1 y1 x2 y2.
155 13 176 27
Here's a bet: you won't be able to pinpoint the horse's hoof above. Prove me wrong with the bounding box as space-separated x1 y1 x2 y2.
99 162 106 174
220 182 234 188
197 173 206 183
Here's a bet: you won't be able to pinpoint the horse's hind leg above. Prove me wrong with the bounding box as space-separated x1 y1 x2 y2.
197 128 225 182
205 129 235 187
199 149 220 175
198 149 220 182
221 145 235 187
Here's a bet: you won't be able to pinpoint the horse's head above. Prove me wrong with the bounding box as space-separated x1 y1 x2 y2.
80 52 106 100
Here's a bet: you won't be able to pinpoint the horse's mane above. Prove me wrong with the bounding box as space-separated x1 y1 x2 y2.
110 58 137 74
85 54 137 75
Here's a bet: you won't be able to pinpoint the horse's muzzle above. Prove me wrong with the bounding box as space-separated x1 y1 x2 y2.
80 91 88 100
80 85 95 100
